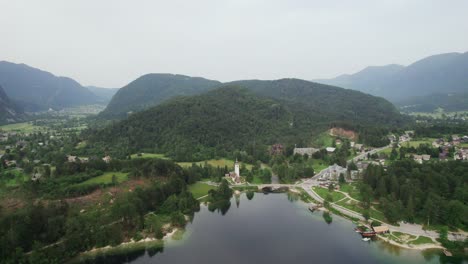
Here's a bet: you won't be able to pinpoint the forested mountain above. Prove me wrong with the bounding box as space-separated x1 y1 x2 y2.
0 85 23 124
227 79 403 127
99 74 221 118
315 52 468 103
0 61 99 111
86 86 119 103
397 92 468 112
85 83 406 161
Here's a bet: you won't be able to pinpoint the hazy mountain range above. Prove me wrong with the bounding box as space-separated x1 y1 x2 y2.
315 52 468 110
0 85 23 124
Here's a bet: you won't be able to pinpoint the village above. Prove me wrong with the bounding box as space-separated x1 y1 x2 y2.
1 121 467 258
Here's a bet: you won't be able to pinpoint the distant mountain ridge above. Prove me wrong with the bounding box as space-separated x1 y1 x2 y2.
0 61 99 111
315 52 468 103
0 85 23 124
99 73 222 118
86 86 119 103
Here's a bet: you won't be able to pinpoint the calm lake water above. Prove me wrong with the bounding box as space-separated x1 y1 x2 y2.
92 193 461 264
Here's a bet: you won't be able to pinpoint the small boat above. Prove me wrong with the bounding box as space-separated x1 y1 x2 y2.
361 231 376 237
362 238 371 242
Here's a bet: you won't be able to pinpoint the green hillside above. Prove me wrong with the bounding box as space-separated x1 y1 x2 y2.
0 85 23 124
84 82 406 161
98 73 221 118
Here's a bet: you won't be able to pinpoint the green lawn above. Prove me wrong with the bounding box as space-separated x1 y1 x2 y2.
339 183 363 201
76 172 128 186
313 132 334 148
188 182 216 199
177 159 253 170
312 187 345 202
251 175 264 184
336 199 386 222
409 236 434 245
130 153 170 159
311 159 328 173
3 169 29 187
403 139 435 148
0 122 44 133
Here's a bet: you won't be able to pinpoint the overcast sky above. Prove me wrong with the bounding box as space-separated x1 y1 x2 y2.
1 0 467 88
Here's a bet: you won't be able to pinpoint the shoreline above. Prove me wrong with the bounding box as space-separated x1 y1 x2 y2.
376 235 444 251
80 228 179 256
297 188 446 252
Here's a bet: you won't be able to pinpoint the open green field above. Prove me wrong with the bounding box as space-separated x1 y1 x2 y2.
312 187 345 202
2 169 29 187
177 159 253 170
311 159 328 173
0 122 44 133
408 236 434 245
339 183 363 201
336 199 386 222
130 153 170 159
402 139 435 148
188 182 216 199
312 132 334 148
76 172 128 186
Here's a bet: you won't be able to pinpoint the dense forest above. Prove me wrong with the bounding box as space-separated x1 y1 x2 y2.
83 84 406 161
0 159 201 263
361 160 467 229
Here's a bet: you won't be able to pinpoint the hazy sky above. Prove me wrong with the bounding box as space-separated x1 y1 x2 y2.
1 0 467 88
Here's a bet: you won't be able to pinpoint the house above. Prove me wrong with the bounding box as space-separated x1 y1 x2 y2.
356 161 369 172
388 135 396 142
270 144 284 155
16 140 27 148
79 157 89 163
454 148 468 160
5 160 16 167
0 134 8 142
399 135 409 142
102 156 112 163
335 139 342 145
452 135 460 141
432 138 444 148
372 225 389 234
326 147 336 153
354 144 364 151
439 151 449 160
350 170 359 180
321 164 347 181
350 141 355 147
31 173 42 181
293 147 319 156
67 155 77 162
422 154 431 161
413 155 423 164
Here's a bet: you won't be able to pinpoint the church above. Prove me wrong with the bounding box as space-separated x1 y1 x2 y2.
225 159 241 183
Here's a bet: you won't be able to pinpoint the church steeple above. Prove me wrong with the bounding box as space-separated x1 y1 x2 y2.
234 159 240 177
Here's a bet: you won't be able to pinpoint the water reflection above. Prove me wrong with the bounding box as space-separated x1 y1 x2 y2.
83 193 462 264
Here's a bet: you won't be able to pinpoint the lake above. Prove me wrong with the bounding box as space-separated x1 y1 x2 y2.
90 193 457 264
